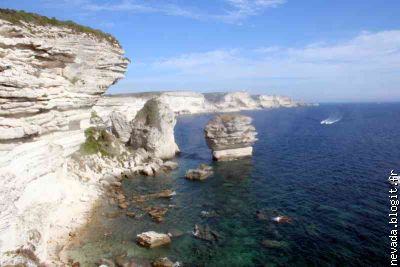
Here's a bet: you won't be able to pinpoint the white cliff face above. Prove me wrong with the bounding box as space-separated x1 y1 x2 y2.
130 98 180 159
0 18 128 265
258 95 304 108
209 91 261 111
0 19 129 142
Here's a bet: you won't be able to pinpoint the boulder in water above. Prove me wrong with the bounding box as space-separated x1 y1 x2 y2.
152 257 174 267
136 231 171 248
146 207 169 223
261 239 288 249
200 210 218 218
185 164 213 180
161 161 179 171
192 224 220 242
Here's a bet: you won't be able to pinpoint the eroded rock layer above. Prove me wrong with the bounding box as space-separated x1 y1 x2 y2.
205 114 257 160
0 18 129 142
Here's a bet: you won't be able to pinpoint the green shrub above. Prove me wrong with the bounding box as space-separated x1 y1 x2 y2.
80 127 121 157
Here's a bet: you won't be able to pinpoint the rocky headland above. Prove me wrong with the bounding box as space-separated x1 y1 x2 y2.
0 9 314 266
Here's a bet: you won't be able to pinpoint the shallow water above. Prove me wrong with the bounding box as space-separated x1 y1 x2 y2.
66 103 399 266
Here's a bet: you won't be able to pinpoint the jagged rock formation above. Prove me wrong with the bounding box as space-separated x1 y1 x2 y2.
130 97 180 159
94 91 311 123
205 114 257 161
0 13 128 266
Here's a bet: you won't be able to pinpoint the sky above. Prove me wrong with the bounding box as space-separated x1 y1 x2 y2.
1 0 400 102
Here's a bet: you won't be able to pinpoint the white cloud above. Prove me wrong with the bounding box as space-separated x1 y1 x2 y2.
62 0 285 22
115 30 400 102
220 0 286 21
84 0 154 12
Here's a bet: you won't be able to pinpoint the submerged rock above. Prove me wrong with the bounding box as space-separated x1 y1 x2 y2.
161 161 179 171
261 239 288 249
147 189 176 199
132 189 176 203
118 200 129 209
130 98 180 159
115 253 133 267
126 212 136 218
192 224 220 242
185 164 213 181
256 210 268 221
97 258 116 267
200 210 218 218
205 114 257 161
167 229 184 238
152 257 174 267
272 216 293 224
136 231 171 248
146 207 169 223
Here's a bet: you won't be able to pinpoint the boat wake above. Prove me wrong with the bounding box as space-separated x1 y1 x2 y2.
321 113 343 125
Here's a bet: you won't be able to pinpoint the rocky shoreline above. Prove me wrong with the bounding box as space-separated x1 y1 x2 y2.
0 12 315 266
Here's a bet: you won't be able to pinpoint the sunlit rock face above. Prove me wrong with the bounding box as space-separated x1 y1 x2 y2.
204 91 261 112
0 19 129 142
130 98 180 160
0 18 128 265
205 114 258 161
110 111 131 143
257 95 304 108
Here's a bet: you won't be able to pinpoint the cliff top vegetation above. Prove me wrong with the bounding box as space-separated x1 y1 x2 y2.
0 8 119 46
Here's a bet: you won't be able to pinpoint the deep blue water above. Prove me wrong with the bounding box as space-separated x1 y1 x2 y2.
67 103 400 266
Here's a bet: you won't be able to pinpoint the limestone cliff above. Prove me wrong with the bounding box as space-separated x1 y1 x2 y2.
0 15 128 142
94 91 309 123
0 11 128 265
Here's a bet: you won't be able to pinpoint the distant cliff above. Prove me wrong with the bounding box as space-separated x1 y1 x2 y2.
94 91 311 122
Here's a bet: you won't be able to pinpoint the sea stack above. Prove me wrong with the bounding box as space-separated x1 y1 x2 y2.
205 114 257 161
130 97 180 159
